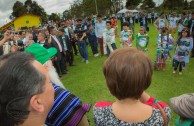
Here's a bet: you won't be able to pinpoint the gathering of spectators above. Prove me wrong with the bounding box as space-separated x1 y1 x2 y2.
0 10 194 126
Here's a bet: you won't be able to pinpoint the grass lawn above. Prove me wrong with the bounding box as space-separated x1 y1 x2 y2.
62 21 194 126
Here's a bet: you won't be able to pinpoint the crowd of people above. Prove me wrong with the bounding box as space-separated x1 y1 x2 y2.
0 10 194 126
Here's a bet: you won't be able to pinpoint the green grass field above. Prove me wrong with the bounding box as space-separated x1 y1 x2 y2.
62 22 194 126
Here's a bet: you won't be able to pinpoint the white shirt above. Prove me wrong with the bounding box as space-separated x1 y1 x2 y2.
158 18 165 28
148 13 151 18
169 17 177 28
95 21 106 38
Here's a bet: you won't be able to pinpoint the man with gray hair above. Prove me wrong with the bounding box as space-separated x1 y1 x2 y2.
25 44 91 126
0 52 54 126
38 31 51 49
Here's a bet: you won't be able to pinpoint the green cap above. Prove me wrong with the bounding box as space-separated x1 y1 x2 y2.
25 43 57 64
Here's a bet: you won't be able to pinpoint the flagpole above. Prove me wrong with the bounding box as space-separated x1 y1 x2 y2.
94 0 98 14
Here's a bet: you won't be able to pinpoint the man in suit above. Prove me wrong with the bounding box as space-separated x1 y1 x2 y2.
127 13 135 32
50 26 67 77
120 13 127 31
139 13 148 31
32 26 38 42
58 28 75 66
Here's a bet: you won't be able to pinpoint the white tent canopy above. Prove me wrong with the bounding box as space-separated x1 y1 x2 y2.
117 9 139 14
129 9 139 13
117 9 130 14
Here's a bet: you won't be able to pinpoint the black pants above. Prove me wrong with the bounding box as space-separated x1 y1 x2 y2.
71 38 78 55
60 52 67 73
54 52 67 76
66 50 74 66
54 59 62 76
88 38 98 55
151 17 154 24
174 62 183 72
191 35 194 57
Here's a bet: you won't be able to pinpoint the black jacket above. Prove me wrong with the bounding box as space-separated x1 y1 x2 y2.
139 17 148 27
188 19 194 36
127 17 135 25
51 35 65 60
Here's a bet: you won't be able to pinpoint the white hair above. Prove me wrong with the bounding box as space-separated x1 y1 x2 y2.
43 60 65 89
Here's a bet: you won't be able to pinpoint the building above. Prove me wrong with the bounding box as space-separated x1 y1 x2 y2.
0 14 41 31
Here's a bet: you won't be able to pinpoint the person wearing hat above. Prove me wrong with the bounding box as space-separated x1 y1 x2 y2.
154 13 169 34
25 44 91 126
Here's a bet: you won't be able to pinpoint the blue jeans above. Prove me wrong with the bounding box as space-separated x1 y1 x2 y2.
88 37 98 55
78 40 88 60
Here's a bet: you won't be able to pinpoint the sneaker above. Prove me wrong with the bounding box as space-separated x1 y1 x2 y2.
179 72 182 75
86 60 89 64
173 71 176 74
94 53 99 57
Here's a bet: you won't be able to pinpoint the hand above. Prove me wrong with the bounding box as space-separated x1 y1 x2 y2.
89 26 93 30
83 33 86 37
4 30 11 40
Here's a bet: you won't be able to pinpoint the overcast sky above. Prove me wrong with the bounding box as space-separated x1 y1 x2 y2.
0 0 74 27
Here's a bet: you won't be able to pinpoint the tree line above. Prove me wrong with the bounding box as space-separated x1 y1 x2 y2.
10 0 194 22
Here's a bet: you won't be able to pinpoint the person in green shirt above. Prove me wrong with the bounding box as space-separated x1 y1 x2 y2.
136 26 149 52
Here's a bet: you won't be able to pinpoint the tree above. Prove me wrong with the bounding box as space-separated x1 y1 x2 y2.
126 0 141 9
49 13 60 22
161 0 184 10
64 0 112 18
10 0 48 21
141 0 155 9
189 0 194 9
184 0 189 9
11 1 27 19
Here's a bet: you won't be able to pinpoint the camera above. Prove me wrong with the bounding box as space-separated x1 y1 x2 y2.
74 24 87 39
17 40 25 51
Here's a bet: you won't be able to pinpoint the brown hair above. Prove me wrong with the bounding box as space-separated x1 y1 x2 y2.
103 48 153 100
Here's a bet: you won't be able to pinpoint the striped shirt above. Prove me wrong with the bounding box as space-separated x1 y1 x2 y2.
46 83 91 126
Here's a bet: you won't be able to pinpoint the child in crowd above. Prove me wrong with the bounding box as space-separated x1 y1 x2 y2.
173 28 193 75
103 21 117 56
155 27 174 71
136 26 149 52
119 22 134 48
